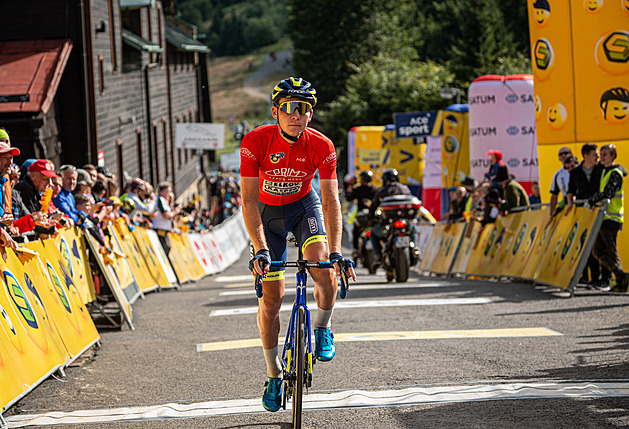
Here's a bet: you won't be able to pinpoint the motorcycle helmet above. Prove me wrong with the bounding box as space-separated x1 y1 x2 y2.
271 77 317 107
382 169 400 185
359 170 373 184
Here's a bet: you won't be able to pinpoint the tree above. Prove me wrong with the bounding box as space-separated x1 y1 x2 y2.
321 54 455 152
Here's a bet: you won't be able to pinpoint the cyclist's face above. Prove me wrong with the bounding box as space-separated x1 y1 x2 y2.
273 98 312 140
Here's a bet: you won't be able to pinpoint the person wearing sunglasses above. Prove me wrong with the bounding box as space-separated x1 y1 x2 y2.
240 77 356 412
549 146 573 216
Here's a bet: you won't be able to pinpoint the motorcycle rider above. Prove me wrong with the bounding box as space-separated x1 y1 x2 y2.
346 170 377 258
369 168 412 264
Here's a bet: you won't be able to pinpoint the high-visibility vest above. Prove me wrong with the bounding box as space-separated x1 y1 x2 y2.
601 167 624 223
464 195 473 212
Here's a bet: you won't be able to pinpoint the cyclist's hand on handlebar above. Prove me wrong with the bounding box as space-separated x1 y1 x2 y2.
249 249 271 276
329 252 357 282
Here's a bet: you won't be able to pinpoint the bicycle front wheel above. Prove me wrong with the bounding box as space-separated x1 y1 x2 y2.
292 306 306 429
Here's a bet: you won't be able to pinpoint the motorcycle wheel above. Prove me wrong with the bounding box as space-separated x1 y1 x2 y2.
395 247 410 283
364 249 377 274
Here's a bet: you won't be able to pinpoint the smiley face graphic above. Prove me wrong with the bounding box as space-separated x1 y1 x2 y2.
535 95 542 121
624 0 629 14
584 0 603 13
547 103 568 130
533 0 551 26
600 87 629 124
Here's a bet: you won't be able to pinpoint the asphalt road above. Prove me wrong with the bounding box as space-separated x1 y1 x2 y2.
4 245 629 428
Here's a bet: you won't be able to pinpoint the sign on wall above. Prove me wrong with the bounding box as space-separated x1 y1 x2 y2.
175 123 225 150
393 111 441 139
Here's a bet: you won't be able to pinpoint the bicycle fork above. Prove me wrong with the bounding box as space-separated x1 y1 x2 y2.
282 271 313 390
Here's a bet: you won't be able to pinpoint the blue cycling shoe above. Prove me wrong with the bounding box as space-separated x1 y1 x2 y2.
314 328 336 362
262 377 283 412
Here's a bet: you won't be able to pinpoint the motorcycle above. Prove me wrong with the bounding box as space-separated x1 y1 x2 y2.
354 208 377 275
376 195 422 282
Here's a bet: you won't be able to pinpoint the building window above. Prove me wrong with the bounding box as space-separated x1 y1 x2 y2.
116 139 124 186
108 0 118 72
157 3 163 67
176 116 182 168
121 9 142 72
146 6 153 64
98 55 105 95
136 127 144 178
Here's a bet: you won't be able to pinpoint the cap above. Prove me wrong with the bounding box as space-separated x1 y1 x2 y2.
461 176 478 188
76 168 94 186
28 159 57 177
0 142 20 156
96 165 113 178
22 159 37 170
486 149 503 161
486 187 503 204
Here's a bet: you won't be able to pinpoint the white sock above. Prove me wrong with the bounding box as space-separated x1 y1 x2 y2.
315 307 333 329
263 347 282 379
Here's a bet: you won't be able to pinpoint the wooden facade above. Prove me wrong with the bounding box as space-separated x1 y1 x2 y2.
0 0 211 197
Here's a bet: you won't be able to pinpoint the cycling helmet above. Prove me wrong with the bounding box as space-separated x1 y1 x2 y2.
359 170 373 184
130 178 146 192
271 77 317 107
382 169 400 185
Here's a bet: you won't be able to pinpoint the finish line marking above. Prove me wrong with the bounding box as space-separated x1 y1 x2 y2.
210 297 492 317
219 283 452 296
195 327 561 352
7 381 627 427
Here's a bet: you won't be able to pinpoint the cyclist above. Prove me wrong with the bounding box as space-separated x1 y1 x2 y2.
346 170 377 259
240 77 356 412
368 168 412 262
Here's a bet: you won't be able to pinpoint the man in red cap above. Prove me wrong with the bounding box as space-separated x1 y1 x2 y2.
14 159 57 213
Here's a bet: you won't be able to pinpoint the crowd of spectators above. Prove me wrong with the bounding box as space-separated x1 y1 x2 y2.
0 127 241 261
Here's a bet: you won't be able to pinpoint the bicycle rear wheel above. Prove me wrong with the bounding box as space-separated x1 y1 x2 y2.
292 306 306 428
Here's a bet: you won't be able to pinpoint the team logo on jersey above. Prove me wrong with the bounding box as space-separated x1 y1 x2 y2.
241 148 257 160
270 152 285 163
308 217 318 234
263 180 302 196
322 153 336 165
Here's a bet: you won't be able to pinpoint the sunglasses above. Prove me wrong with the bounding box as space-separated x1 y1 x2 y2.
276 101 313 115
559 151 571 156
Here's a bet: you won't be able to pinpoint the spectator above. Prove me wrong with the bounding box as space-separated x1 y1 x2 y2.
82 164 98 184
549 146 573 215
496 165 529 214
481 187 503 226
0 140 20 223
485 149 505 190
52 165 80 223
448 187 469 221
15 159 57 213
153 181 179 255
528 181 541 207
588 144 629 293
75 169 94 202
461 176 478 213
566 143 606 288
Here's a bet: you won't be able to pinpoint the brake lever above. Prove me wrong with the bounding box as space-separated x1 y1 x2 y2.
254 260 267 298
339 259 351 299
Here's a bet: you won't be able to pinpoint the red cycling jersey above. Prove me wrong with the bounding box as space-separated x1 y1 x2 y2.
240 125 337 205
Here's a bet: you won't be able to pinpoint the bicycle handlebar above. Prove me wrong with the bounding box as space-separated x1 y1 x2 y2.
254 259 351 299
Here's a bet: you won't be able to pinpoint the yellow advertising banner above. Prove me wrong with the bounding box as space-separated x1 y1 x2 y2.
166 233 192 283
0 251 68 398
528 0 576 144
0 336 24 411
131 227 171 288
535 205 601 288
451 220 482 274
112 220 158 293
441 111 470 188
178 234 206 280
430 222 466 275
14 242 100 360
499 208 550 279
354 126 387 186
58 228 96 305
419 225 445 271
104 225 142 304
528 0 629 144
382 127 424 187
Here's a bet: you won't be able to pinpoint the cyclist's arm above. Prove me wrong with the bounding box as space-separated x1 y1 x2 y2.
241 177 268 254
320 179 342 254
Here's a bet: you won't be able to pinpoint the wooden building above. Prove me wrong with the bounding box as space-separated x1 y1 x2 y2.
0 0 212 199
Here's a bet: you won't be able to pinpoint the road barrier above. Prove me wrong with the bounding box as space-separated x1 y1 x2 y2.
0 209 249 423
418 204 607 293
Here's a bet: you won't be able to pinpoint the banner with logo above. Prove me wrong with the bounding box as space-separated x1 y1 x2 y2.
104 226 143 305
528 0 629 144
112 221 159 293
468 75 539 184
58 228 96 305
353 126 387 187
441 106 470 188
393 111 442 139
422 135 443 221
187 233 219 275
145 229 179 286
131 227 175 288
383 125 424 187
16 241 100 361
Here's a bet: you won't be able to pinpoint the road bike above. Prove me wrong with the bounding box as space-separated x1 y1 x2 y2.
254 255 351 428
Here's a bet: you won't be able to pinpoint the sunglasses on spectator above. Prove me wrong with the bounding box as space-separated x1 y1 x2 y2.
276 101 313 115
558 151 571 156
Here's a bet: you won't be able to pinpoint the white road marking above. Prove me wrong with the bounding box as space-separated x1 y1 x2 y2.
214 275 254 282
219 282 452 296
210 297 492 317
7 381 629 427
195 327 561 352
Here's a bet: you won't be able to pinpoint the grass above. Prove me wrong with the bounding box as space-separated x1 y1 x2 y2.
208 37 293 153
